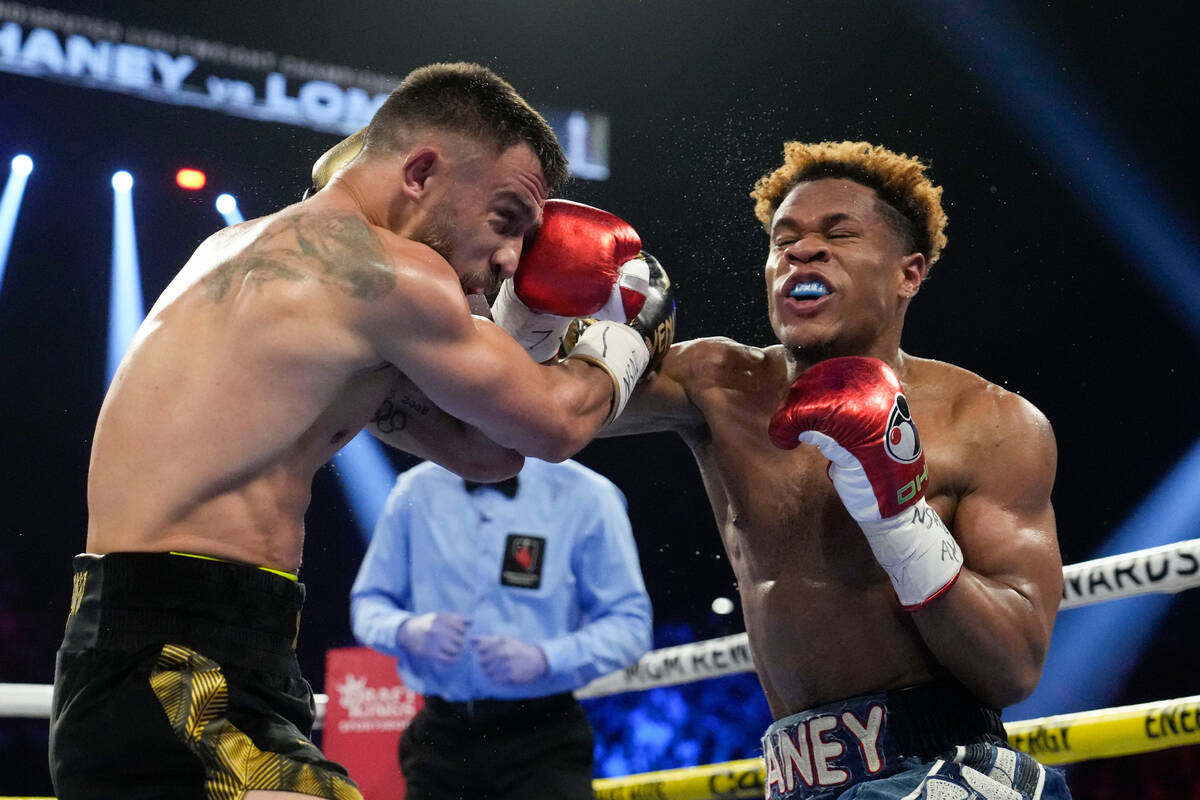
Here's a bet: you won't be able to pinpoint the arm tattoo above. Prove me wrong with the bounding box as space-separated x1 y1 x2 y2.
373 398 408 434
203 212 397 302
373 392 431 434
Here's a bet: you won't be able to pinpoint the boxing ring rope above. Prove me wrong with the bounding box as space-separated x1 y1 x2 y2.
584 537 1200 798
577 536 1200 699
1 538 1197 796
590 696 1200 800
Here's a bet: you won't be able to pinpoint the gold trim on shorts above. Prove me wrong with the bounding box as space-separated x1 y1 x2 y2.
149 644 361 800
67 570 87 619
168 550 300 582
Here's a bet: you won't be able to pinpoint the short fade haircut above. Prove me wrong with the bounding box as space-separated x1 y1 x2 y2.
365 62 568 193
750 141 948 270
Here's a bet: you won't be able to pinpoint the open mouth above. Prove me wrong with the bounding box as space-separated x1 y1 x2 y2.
787 279 830 301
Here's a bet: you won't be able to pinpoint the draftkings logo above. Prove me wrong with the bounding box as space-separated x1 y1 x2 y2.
333 673 420 733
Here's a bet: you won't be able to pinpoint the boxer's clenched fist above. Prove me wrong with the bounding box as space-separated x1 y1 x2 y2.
769 357 962 610
561 250 676 379
491 199 646 362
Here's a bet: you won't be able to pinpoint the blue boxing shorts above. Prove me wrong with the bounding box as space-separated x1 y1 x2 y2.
760 681 1071 799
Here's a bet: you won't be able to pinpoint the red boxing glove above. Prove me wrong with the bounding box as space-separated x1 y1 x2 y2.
515 199 645 317
769 357 926 519
492 199 651 361
768 357 962 610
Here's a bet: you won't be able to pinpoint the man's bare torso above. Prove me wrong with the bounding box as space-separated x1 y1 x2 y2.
669 337 997 718
87 204 402 572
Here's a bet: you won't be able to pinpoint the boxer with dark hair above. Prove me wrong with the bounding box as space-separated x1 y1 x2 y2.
51 62 670 799
609 141 1071 799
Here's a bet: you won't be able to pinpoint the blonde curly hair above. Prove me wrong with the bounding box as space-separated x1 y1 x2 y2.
750 141 948 268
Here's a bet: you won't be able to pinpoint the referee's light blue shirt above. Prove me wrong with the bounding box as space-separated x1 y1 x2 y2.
350 458 653 701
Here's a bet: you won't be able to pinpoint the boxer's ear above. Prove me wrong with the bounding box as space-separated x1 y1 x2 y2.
898 252 926 298
401 147 441 199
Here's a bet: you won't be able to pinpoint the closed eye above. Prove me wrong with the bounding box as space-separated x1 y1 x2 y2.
491 211 522 236
491 190 538 237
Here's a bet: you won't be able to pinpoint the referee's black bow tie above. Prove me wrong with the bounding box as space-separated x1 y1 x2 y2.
463 476 519 498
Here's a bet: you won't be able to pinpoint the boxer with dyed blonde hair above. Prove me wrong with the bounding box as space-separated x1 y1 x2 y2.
609 141 1072 799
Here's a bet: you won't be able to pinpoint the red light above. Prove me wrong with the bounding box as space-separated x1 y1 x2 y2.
176 168 207 190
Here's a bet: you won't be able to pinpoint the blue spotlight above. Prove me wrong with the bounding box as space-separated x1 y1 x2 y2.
912 1 1200 342
331 430 397 543
107 170 146 384
111 170 133 193
0 154 34 296
215 193 245 226
1005 436 1200 720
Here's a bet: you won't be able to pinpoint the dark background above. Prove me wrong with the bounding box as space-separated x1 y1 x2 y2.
1 0 1198 795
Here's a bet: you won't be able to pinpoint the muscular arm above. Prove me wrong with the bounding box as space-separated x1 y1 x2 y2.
915 391 1062 709
602 341 707 437
366 321 703 469
368 372 524 482
357 239 621 462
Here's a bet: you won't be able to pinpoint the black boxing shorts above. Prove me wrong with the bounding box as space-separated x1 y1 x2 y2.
50 552 362 800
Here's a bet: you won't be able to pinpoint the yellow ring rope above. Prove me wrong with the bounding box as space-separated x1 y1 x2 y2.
590 695 1200 800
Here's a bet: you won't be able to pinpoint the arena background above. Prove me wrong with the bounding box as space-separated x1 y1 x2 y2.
1 0 1198 795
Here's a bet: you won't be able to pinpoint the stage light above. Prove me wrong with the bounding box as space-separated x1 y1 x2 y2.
176 168 206 190
711 597 735 615
107 171 145 384
332 431 397 543
215 193 244 226
565 110 610 181
1005 436 1200 720
915 1 1200 342
912 0 1200 724
1 153 34 296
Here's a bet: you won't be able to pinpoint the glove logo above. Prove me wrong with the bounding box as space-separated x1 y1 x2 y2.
501 534 546 589
884 393 922 463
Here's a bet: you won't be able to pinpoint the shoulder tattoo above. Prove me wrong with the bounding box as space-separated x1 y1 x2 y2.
204 213 397 302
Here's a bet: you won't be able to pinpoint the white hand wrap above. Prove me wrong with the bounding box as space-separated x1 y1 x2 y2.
563 321 649 425
802 430 962 610
490 280 573 362
857 497 963 610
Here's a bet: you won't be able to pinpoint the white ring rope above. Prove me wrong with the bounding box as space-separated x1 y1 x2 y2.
1058 537 1198 609
0 684 52 720
578 536 1200 700
2 538 1197 723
